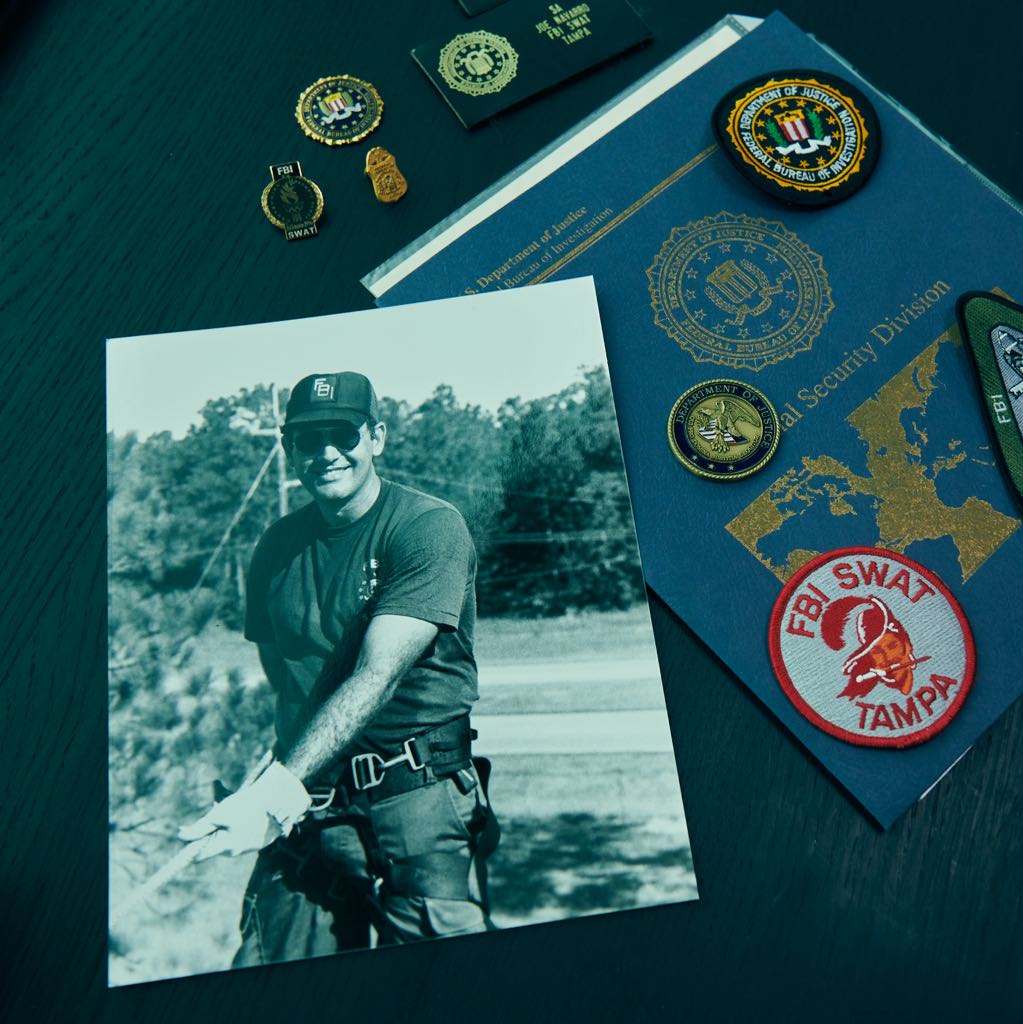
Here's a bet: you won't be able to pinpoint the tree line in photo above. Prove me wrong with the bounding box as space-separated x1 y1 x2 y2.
107 364 644 635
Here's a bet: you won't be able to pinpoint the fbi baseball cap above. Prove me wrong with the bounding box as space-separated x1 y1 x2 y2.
284 372 379 428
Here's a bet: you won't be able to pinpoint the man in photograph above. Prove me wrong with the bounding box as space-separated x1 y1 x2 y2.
178 370 497 963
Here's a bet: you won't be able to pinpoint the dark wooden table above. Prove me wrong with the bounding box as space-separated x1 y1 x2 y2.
4 1 1022 1019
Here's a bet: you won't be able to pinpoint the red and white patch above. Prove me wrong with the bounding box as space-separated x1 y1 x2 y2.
768 547 974 748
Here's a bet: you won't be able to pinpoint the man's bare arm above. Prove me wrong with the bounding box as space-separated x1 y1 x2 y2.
282 614 439 783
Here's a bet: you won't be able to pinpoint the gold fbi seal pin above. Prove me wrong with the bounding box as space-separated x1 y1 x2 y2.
296 75 383 146
438 31 519 96
365 147 408 203
667 379 780 481
261 163 323 241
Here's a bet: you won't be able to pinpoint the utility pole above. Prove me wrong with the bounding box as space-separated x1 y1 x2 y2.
195 384 300 594
271 383 289 517
230 383 297 516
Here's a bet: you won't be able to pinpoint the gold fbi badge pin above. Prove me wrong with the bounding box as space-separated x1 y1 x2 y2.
261 163 323 241
365 147 407 203
296 75 383 146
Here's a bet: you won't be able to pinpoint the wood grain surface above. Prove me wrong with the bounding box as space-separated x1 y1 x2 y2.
3 0 1022 1020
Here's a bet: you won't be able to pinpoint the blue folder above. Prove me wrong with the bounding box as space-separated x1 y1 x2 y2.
365 13 1023 827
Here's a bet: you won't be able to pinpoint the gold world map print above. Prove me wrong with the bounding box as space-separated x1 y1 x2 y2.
728 327 1020 583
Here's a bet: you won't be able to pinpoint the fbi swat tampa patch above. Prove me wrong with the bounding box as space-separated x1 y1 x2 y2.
296 75 383 146
956 291 1023 502
769 547 974 747
714 70 880 206
438 31 519 96
667 379 780 480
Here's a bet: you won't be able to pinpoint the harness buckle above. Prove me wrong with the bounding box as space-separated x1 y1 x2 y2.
306 786 336 812
351 753 386 791
351 738 427 791
402 737 425 772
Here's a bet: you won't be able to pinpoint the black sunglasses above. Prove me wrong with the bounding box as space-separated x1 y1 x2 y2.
288 421 364 455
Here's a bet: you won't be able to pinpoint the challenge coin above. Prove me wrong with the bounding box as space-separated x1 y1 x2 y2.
667 379 779 480
714 69 881 206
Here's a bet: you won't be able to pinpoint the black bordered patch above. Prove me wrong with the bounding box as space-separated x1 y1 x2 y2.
667 379 780 480
956 290 1023 503
714 70 881 206
296 75 383 146
769 547 974 747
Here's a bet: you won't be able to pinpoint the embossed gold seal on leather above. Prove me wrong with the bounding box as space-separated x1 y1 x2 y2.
365 147 408 203
438 31 519 96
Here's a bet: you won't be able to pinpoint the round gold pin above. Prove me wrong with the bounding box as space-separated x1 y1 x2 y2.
296 75 383 146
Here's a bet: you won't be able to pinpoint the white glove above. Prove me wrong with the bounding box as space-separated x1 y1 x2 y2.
177 761 313 861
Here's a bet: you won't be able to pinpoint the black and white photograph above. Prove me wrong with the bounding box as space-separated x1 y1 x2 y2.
106 277 697 986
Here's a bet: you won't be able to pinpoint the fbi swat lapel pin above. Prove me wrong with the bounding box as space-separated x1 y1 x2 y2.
667 379 779 480
769 547 974 747
714 70 881 206
296 75 383 146
956 290 1023 502
261 163 323 241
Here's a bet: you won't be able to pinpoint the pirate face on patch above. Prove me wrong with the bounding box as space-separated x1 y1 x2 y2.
823 596 918 700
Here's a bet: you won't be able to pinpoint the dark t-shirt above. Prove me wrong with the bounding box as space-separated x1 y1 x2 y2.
244 479 478 765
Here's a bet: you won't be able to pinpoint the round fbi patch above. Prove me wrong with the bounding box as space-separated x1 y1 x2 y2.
438 31 519 96
296 75 383 146
647 212 833 372
667 379 780 480
769 547 975 748
714 70 880 205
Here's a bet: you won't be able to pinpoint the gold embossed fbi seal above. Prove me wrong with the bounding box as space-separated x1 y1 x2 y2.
667 379 780 481
714 70 881 205
296 75 383 146
647 212 833 372
438 31 519 96
261 163 323 241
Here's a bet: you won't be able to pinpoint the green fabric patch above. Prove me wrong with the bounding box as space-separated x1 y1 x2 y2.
956 290 1023 502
